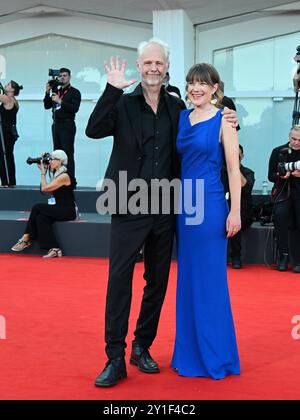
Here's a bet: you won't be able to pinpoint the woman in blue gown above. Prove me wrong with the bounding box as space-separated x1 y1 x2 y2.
172 63 241 379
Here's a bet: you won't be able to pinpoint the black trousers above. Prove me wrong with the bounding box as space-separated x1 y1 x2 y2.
52 121 76 187
25 203 76 250
229 212 253 259
273 198 300 261
0 133 16 186
105 213 175 359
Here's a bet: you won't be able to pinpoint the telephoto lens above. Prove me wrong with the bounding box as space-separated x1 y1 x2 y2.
285 161 300 172
26 153 51 166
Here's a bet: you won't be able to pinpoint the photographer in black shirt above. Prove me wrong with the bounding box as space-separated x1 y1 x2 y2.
268 125 300 273
44 68 81 188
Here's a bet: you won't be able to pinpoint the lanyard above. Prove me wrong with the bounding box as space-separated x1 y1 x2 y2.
58 85 71 101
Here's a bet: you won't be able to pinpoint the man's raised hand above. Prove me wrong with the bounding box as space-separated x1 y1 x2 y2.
105 56 136 90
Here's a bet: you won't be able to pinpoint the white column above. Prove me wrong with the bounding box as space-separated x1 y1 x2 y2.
153 9 194 99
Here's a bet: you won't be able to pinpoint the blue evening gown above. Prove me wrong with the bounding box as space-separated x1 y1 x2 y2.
172 109 240 379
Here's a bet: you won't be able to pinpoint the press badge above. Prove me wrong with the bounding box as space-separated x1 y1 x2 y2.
48 196 56 205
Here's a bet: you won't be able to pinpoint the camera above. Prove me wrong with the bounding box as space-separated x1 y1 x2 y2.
48 69 62 94
0 82 4 94
278 160 300 177
26 152 52 166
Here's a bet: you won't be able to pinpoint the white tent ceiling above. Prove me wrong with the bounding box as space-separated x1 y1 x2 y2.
0 0 299 27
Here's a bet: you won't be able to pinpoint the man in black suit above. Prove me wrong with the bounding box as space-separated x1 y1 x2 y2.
44 68 81 188
86 39 238 387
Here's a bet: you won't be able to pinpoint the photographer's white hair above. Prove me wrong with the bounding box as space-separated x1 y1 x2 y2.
137 38 170 62
51 150 68 165
50 149 68 179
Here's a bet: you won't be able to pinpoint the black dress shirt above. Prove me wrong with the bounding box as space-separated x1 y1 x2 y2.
133 85 173 182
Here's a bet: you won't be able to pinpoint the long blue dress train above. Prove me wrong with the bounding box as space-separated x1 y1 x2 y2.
171 108 240 379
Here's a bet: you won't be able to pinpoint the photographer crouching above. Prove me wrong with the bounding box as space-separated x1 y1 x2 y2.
44 68 81 188
11 150 77 258
268 125 300 272
0 79 23 187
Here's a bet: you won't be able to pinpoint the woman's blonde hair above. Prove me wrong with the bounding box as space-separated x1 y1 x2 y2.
186 63 224 108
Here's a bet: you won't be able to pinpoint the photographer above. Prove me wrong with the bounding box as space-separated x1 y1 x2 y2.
44 68 81 188
0 79 23 187
11 150 77 258
268 125 300 272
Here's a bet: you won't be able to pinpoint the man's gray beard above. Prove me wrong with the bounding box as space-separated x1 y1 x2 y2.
142 77 163 87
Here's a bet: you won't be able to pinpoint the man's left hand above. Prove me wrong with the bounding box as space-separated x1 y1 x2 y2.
291 169 300 178
222 107 238 128
51 94 62 104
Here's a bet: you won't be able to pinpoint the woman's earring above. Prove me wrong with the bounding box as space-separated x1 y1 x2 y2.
211 91 217 105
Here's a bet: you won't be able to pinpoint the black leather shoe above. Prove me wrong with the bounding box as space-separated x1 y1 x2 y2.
293 264 300 274
232 258 242 269
130 343 160 373
277 253 289 271
95 357 127 387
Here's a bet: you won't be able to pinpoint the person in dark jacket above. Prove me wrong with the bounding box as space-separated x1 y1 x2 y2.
164 72 182 98
268 125 300 272
220 81 241 131
44 68 81 188
0 80 22 186
222 145 255 268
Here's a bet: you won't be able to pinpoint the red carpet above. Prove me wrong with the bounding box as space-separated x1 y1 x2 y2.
0 254 300 400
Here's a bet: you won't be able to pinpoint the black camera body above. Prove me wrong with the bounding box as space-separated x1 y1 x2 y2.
26 152 51 166
277 147 291 177
48 69 62 94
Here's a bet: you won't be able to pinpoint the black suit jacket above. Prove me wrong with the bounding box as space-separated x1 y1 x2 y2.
44 85 81 121
86 83 186 190
166 84 181 98
221 96 240 131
